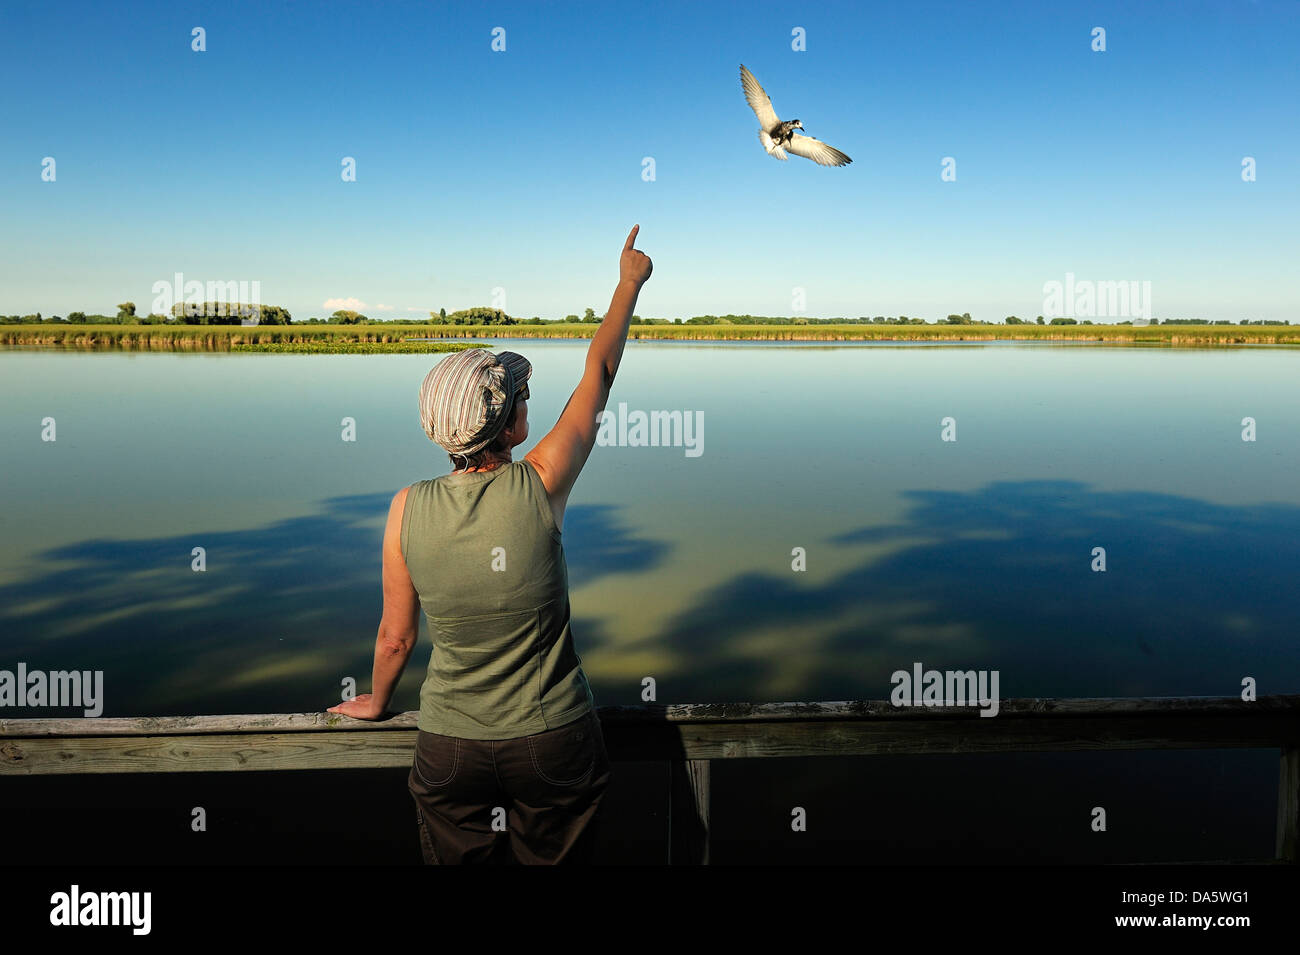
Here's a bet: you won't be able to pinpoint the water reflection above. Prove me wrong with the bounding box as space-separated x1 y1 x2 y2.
648 479 1300 702
1 478 1295 717
0 495 669 716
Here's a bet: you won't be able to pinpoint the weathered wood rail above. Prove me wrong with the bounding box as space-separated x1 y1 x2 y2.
3 695 1297 865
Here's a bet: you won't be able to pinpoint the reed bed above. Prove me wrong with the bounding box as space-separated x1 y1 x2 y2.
411 323 1300 345
3 323 1297 349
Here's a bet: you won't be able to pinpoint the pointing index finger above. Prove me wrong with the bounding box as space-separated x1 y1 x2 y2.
624 224 640 250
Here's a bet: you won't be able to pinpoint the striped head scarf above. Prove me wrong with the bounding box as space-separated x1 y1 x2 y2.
418 348 532 457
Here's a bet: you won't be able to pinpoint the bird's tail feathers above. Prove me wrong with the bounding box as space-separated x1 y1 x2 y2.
758 129 788 161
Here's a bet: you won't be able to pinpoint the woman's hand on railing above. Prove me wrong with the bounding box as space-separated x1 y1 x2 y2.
327 693 386 720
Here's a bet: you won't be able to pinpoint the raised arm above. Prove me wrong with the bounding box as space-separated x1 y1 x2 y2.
525 224 652 530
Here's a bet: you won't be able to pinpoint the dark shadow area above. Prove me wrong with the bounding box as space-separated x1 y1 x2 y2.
0 760 670 865
0 745 1277 865
709 748 1280 864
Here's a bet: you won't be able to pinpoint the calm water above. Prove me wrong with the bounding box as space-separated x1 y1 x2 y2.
1 341 1298 716
2 341 1296 863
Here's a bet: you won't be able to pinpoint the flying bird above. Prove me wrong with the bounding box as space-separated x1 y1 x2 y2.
739 64 851 167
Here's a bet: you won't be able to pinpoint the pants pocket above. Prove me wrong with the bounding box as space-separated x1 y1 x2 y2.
412 731 460 787
525 713 600 786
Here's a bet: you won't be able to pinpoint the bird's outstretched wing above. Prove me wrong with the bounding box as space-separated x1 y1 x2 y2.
740 64 780 129
758 129 788 160
786 133 851 167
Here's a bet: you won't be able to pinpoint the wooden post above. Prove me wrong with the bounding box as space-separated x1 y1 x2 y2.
668 759 710 865
1277 745 1298 862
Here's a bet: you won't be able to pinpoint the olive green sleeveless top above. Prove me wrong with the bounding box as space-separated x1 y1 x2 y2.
400 459 594 739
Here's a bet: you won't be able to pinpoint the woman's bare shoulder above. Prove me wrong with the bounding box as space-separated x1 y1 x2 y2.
521 450 553 490
388 486 413 520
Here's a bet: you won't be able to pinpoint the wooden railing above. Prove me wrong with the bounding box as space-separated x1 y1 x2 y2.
3 695 1297 865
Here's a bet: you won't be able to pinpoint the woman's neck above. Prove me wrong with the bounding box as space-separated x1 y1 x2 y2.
454 452 512 474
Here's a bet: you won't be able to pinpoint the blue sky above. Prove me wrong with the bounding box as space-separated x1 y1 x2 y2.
2 0 1296 322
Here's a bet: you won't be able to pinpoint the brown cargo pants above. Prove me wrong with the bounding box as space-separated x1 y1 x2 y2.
407 709 612 864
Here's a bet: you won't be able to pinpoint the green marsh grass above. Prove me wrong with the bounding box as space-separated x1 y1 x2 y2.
3 323 1298 350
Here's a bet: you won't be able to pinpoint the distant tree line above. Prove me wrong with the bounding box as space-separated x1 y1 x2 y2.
428 307 518 325
0 303 291 324
2 305 1291 327
1158 318 1253 325
170 302 291 324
